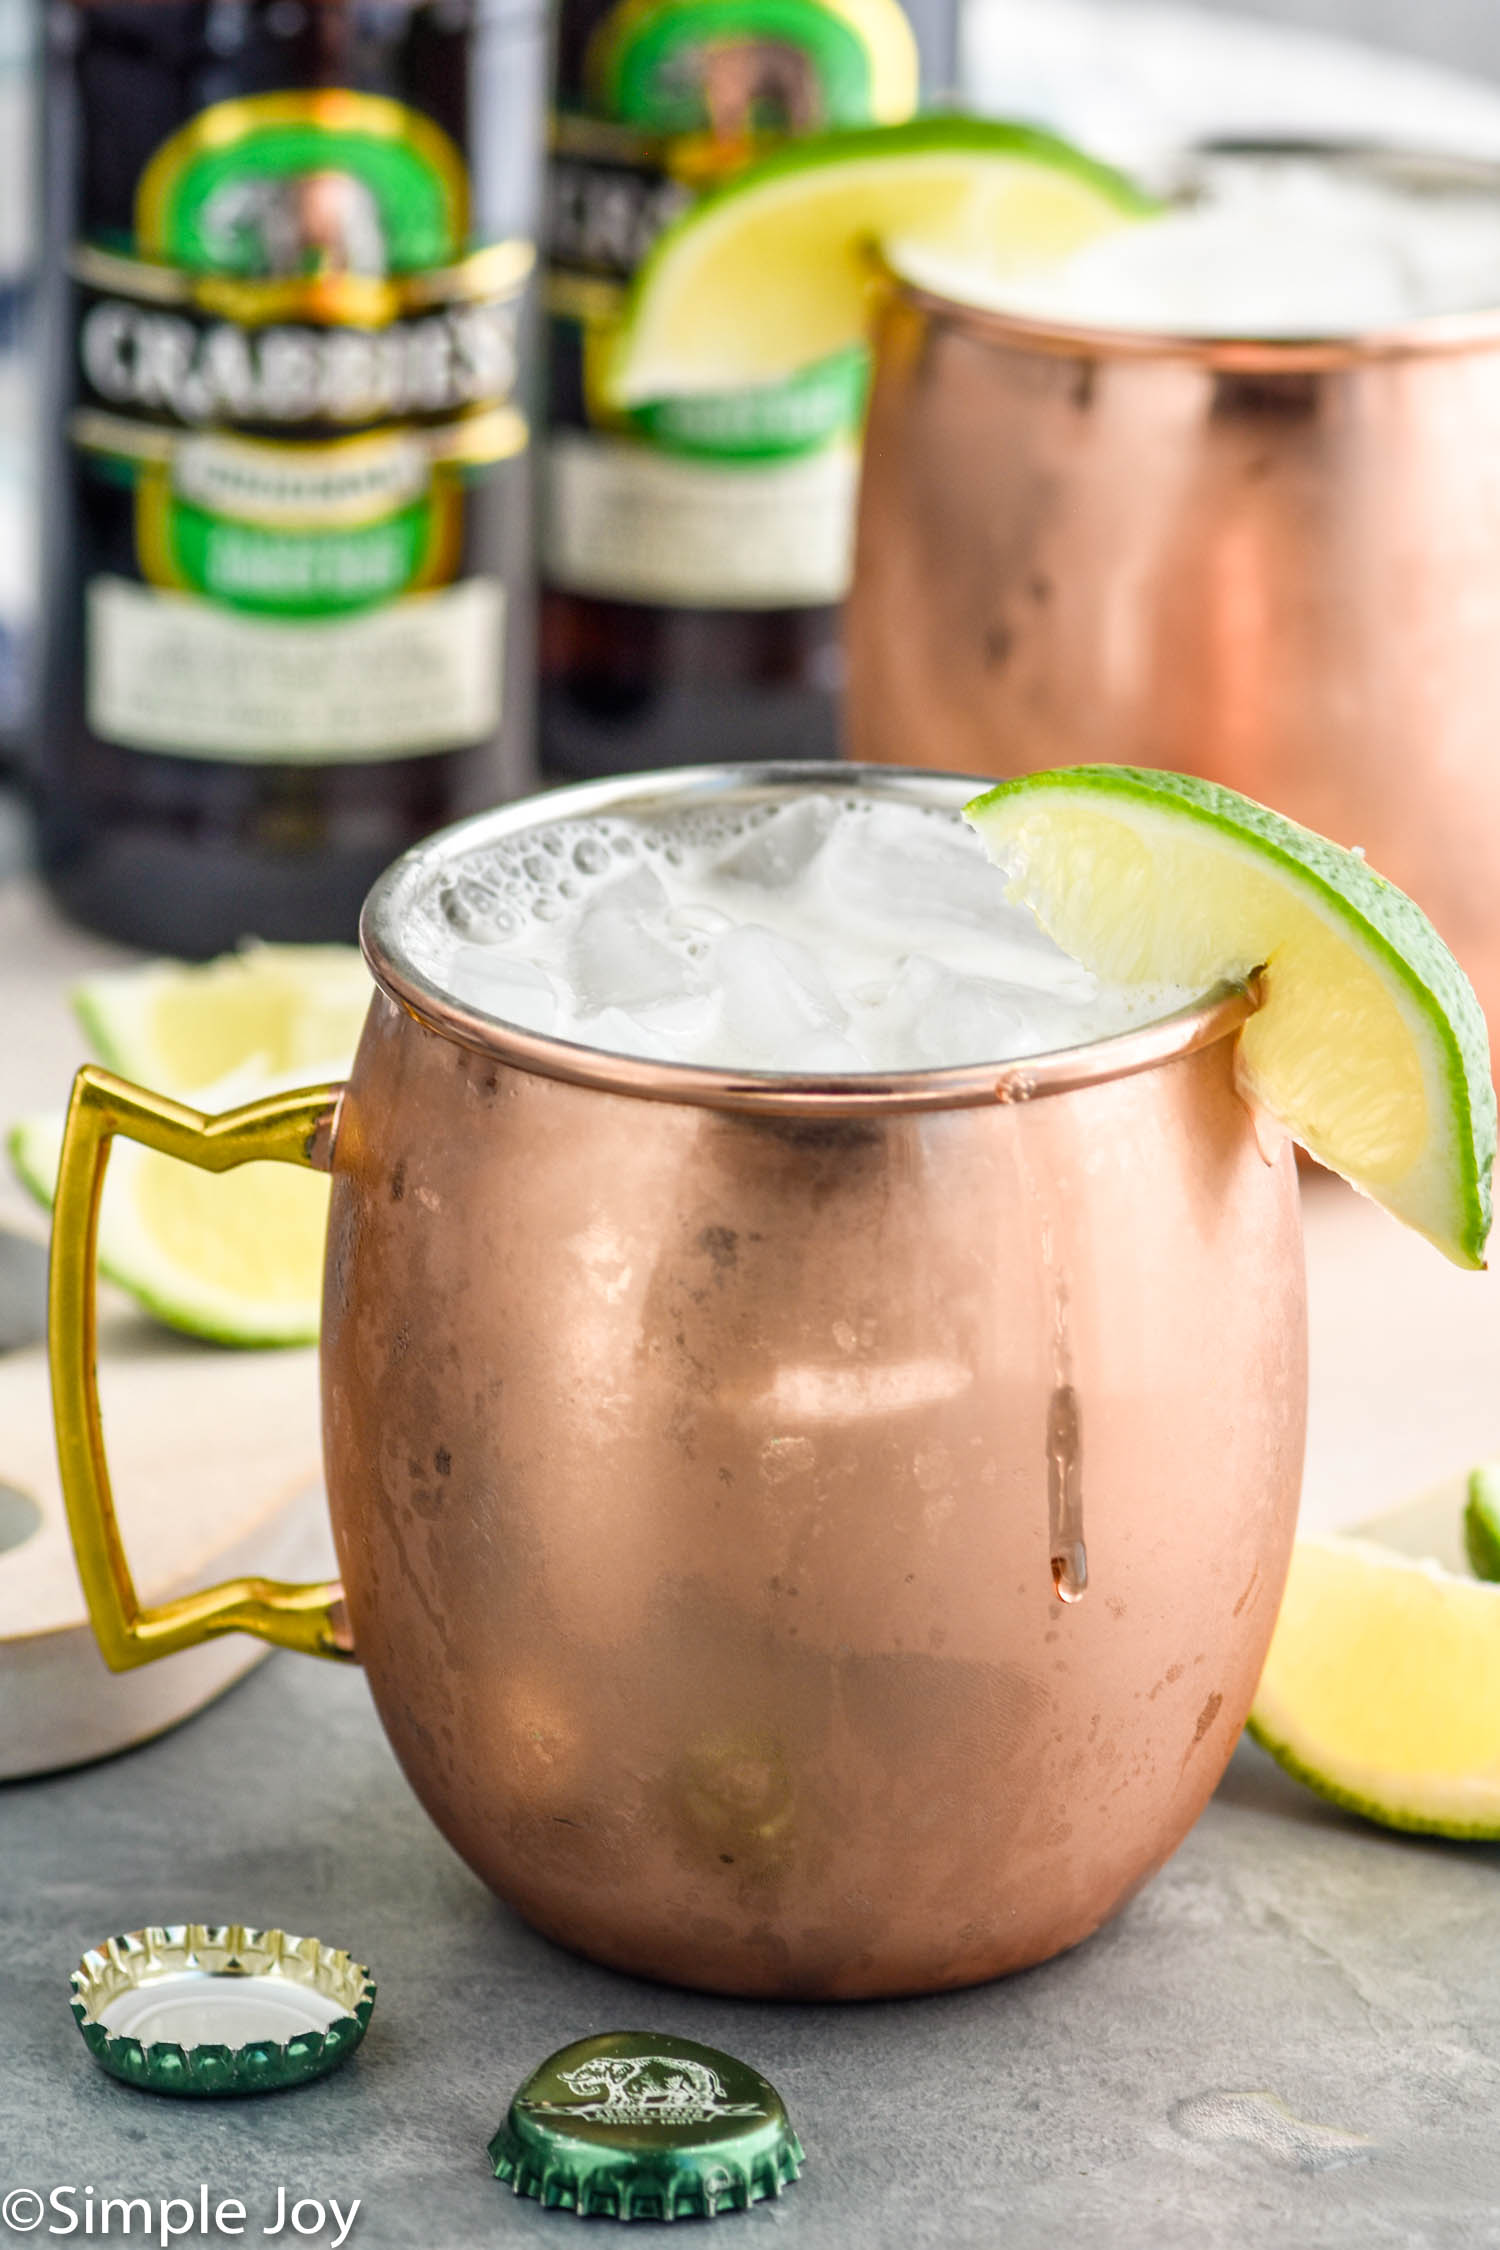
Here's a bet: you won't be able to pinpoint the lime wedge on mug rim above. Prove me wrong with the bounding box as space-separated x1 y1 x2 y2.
608 115 1154 406
1248 1534 1500 1838
964 766 1494 1268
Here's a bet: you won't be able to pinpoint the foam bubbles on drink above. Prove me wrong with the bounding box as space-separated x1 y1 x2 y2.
422 794 1195 1073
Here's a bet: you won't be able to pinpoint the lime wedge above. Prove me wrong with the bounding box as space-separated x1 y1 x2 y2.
9 1063 336 1348
74 943 370 1093
1465 1463 1500 1581
609 116 1152 406
965 766 1494 1268
10 948 368 1346
1248 1535 1500 1838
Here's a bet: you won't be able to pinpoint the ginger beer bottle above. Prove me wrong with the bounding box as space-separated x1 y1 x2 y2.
539 0 955 779
35 0 544 952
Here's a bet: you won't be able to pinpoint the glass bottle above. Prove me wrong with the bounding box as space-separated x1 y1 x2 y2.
34 0 545 952
539 0 956 780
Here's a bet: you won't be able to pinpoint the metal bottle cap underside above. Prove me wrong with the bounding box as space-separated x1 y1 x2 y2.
70 1924 376 2096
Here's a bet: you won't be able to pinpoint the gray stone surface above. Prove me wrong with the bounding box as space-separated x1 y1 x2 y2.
3 1656 1500 2249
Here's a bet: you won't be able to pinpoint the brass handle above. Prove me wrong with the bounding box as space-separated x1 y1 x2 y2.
48 1065 355 1670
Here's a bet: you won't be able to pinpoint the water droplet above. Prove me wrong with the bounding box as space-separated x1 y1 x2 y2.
1052 1544 1088 1602
1047 1382 1087 1605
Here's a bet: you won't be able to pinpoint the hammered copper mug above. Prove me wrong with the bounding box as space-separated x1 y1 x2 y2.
48 764 1306 2000
848 148 1500 1033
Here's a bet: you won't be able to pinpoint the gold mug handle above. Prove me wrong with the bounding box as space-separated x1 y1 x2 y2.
48 1065 355 1669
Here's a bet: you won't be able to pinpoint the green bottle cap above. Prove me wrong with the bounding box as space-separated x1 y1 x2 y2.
70 1924 376 2097
487 2031 804 2221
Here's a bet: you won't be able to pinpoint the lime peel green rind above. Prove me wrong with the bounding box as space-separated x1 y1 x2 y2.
1244 1710 1500 1843
1464 1463 1500 1582
610 114 1155 404
965 764 1494 1270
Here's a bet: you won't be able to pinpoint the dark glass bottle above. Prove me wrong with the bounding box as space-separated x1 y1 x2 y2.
539 0 956 780
34 0 545 954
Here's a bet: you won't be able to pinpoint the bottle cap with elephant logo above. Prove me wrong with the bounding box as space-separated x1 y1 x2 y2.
487 2030 803 2219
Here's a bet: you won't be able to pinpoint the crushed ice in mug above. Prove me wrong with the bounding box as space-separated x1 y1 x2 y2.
412 793 1197 1072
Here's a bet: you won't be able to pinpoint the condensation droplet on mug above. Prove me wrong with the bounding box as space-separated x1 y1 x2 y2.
1052 1542 1088 1603
1047 1383 1087 1604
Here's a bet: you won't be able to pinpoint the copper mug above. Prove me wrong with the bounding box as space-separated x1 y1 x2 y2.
848 148 1500 1032
48 764 1306 2000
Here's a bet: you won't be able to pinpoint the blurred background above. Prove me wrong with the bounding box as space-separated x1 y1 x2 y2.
11 0 1500 882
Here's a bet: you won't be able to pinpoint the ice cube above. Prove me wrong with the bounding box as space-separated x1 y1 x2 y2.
712 796 839 889
608 991 720 1064
565 865 696 1010
854 953 1073 1068
446 948 559 1033
572 1005 684 1062
815 805 1095 993
709 923 861 1070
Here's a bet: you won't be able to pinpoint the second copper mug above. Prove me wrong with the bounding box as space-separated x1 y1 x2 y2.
848 147 1500 1033
48 764 1307 2000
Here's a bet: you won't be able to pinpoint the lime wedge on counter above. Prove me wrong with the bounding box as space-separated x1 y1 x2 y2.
74 943 370 1093
9 1063 336 1348
1464 1464 1500 1582
965 766 1494 1268
1247 1536 1500 1837
609 116 1152 405
9 948 368 1346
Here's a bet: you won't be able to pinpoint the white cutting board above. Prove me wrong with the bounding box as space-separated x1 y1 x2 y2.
0 876 337 1778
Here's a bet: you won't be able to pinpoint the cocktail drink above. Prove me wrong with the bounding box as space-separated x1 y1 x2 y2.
847 146 1500 1034
607 130 1500 1032
48 764 1308 1998
45 735 1495 1980
429 784 1194 1073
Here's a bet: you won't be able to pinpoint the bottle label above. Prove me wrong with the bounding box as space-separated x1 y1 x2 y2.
73 90 529 759
544 0 917 609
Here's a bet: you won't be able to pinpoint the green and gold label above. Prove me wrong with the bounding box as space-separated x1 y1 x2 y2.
76 90 528 748
586 0 916 144
137 90 469 282
545 0 914 604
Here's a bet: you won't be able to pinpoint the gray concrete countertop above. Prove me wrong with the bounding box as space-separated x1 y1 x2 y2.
4 1652 1500 2250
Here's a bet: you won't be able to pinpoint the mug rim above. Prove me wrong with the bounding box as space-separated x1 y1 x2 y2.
360 761 1259 1117
882 138 1500 372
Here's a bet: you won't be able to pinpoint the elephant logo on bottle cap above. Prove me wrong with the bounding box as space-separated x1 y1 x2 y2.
527 2052 763 2127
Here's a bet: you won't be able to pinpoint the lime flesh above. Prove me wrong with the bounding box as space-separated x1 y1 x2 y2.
74 943 370 1093
1248 1536 1500 1838
9 1084 330 1349
965 766 1494 1268
9 947 368 1346
609 116 1152 405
